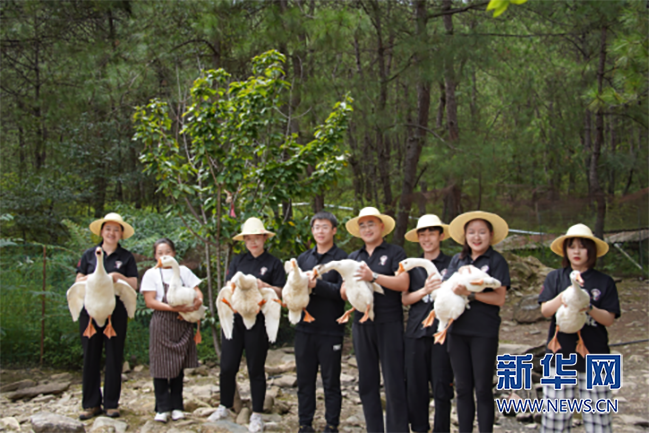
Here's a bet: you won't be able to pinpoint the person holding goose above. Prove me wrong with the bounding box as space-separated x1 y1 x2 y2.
444 211 510 433
140 238 204 424
209 217 286 433
538 224 620 433
74 213 139 420
401 214 454 433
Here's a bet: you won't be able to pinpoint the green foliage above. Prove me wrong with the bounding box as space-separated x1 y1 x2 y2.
486 0 528 18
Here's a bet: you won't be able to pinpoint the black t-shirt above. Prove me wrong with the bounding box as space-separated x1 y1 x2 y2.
348 241 407 324
538 267 620 372
227 250 287 288
444 246 511 338
296 244 348 336
405 252 452 339
76 244 139 279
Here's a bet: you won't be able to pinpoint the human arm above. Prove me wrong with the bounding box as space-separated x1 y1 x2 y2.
108 272 138 290
143 290 197 312
452 283 506 307
355 262 410 292
402 274 441 306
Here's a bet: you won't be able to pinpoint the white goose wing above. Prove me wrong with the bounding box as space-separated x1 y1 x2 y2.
217 285 235 340
260 287 281 343
66 282 87 321
179 305 207 323
114 279 138 318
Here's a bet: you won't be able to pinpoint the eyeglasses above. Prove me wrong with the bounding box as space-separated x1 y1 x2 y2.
313 225 332 231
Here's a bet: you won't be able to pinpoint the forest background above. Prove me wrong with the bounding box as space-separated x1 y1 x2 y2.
1 0 648 368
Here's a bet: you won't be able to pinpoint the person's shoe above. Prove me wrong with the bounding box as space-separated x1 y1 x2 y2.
298 425 315 433
154 412 170 423
105 409 120 418
79 406 102 421
171 409 185 421
248 412 264 433
323 425 338 433
207 405 230 422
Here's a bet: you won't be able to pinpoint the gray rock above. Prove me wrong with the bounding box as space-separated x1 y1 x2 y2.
184 397 210 413
185 366 209 376
263 394 274 412
192 407 216 418
617 415 650 427
265 361 296 375
513 295 546 324
267 386 280 399
8 382 70 401
201 420 249 433
122 362 131 373
516 412 533 422
340 374 356 384
273 375 297 388
50 373 73 382
139 421 166 433
497 343 530 356
347 358 358 368
345 416 362 427
275 401 290 414
90 417 127 434
0 379 36 393
30 412 85 433
260 413 282 423
133 365 144 373
32 394 56 404
0 417 21 432
236 407 250 425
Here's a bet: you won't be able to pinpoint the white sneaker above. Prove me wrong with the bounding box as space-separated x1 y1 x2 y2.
171 409 185 421
154 412 170 423
249 412 264 433
207 405 230 422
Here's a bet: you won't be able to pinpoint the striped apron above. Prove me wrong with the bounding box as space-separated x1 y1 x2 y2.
149 270 199 378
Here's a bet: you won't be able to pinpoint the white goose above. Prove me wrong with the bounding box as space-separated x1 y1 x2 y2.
415 265 501 345
312 259 384 323
396 257 440 291
67 247 137 338
216 272 281 343
282 258 313 324
547 270 590 357
155 255 206 344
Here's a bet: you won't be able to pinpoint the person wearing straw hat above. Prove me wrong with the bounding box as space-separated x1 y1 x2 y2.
209 217 286 433
402 214 454 433
75 212 138 420
295 211 348 434
444 210 510 433
538 224 619 433
345 207 410 433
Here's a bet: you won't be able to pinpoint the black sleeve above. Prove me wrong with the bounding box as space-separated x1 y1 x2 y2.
538 269 561 304
76 250 90 275
390 246 407 273
269 257 287 288
122 252 139 278
597 275 621 318
348 250 359 261
313 277 343 301
490 252 511 289
226 255 239 281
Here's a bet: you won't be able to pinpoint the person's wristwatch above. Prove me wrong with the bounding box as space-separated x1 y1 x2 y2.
468 293 476 302
370 272 379 283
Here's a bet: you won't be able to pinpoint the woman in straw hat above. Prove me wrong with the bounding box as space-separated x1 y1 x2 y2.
538 224 619 433
345 207 410 433
209 217 286 433
402 214 454 433
444 211 511 433
75 213 139 420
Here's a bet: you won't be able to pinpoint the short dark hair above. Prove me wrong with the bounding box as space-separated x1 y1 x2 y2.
417 226 444 236
153 238 176 257
561 237 597 269
459 219 494 259
310 211 338 228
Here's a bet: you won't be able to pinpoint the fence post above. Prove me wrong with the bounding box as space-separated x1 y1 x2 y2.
41 245 46 366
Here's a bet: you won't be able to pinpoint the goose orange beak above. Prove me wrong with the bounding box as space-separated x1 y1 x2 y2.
154 258 163 268
395 263 405 276
575 272 584 286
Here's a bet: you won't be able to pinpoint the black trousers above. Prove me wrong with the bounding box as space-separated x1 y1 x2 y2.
447 333 499 433
79 298 128 410
295 331 343 428
154 372 184 412
353 321 409 433
431 339 454 433
220 313 269 413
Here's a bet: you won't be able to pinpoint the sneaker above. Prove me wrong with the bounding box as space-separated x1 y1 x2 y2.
171 409 185 421
249 412 264 433
207 405 230 422
105 409 120 418
154 412 170 423
323 425 338 433
299 425 315 433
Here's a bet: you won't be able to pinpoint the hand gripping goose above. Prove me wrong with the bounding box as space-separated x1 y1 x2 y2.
66 247 137 338
282 258 314 324
312 259 384 324
547 270 590 357
154 255 207 344
217 271 282 343
399 262 501 344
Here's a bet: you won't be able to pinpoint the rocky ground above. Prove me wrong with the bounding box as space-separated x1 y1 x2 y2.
1 257 648 433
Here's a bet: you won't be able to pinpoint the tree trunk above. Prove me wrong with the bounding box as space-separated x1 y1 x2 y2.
591 26 608 239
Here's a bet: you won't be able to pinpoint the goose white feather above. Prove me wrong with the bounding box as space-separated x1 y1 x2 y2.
66 247 137 338
547 271 590 357
155 255 206 324
282 258 313 325
313 259 384 324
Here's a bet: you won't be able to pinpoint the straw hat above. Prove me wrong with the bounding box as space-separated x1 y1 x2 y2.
345 207 395 238
233 217 276 241
89 213 135 240
405 214 450 242
550 223 609 257
448 211 509 246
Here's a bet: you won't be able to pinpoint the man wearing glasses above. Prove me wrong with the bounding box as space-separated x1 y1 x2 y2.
344 207 410 433
295 211 348 433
